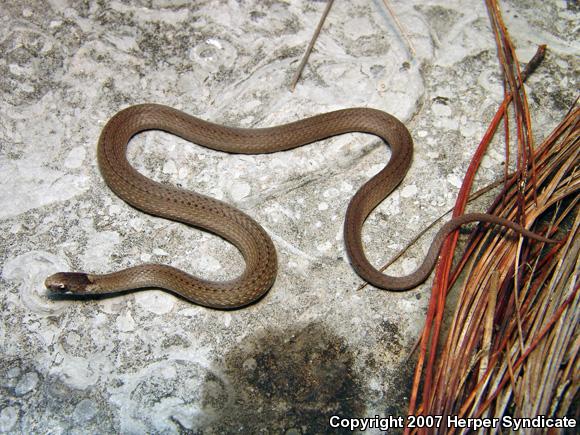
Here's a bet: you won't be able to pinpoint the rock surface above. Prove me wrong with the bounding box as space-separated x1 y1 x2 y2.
0 0 577 433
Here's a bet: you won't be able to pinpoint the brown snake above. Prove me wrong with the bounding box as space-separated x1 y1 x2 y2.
45 104 553 308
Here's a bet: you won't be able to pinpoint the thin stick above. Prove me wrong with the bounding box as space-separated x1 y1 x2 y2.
479 272 499 381
290 0 335 92
381 0 416 57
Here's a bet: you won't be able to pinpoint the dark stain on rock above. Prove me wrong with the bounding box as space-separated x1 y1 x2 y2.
202 323 365 434
377 319 404 355
383 361 415 426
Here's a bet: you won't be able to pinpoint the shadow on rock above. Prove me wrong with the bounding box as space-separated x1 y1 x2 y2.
202 322 365 434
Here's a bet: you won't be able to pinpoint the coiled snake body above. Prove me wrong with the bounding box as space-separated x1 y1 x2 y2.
45 104 552 308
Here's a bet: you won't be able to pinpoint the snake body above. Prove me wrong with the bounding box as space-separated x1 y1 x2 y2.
45 104 552 308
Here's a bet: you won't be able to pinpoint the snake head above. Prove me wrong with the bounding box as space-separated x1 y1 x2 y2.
45 272 92 294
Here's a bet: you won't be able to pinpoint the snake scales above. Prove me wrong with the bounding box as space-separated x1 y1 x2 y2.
45 104 553 308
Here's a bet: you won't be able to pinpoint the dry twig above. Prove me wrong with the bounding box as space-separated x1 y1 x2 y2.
290 0 335 91
381 0 416 57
